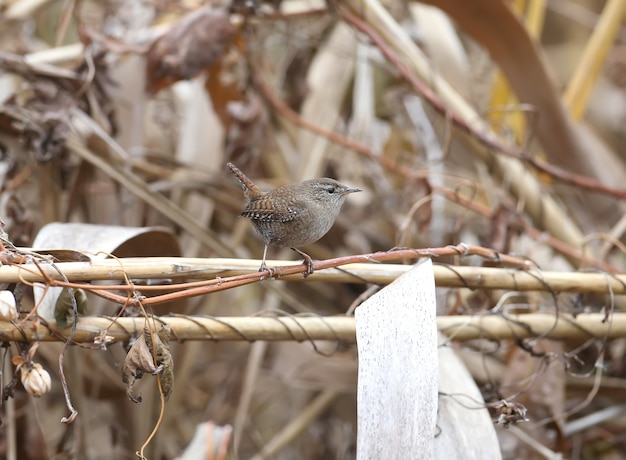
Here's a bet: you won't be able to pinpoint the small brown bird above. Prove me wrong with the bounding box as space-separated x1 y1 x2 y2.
227 162 361 275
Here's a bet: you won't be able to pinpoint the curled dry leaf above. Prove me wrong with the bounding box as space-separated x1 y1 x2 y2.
150 324 174 401
0 49 116 162
146 7 237 94
121 324 173 403
54 288 88 329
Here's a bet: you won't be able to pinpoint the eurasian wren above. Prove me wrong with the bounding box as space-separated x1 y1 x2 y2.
227 162 361 275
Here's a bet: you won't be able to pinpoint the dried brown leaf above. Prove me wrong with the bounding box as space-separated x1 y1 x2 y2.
147 323 174 401
121 324 173 403
146 7 237 94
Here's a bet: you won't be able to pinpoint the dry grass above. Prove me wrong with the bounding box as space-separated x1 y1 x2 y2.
0 0 624 458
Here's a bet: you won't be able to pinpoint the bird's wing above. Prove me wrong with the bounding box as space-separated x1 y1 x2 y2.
241 200 304 223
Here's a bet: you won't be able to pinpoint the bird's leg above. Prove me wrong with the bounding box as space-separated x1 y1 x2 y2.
259 244 276 279
291 248 314 277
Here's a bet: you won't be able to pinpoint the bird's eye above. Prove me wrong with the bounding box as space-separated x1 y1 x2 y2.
326 186 336 194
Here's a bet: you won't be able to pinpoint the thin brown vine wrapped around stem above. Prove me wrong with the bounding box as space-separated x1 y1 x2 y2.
1 313 622 344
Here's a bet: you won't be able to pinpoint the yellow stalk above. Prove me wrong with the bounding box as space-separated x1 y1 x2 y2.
563 0 626 120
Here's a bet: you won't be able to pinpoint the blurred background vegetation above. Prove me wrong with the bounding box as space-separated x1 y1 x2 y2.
0 0 624 458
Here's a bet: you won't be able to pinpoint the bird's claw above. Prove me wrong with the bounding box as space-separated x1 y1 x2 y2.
299 254 315 278
302 259 314 278
259 262 276 280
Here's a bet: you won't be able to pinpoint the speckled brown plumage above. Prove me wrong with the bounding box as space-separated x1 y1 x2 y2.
227 162 361 275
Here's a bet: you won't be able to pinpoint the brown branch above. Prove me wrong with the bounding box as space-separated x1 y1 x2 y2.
8 245 536 308
336 5 626 200
254 77 413 179
436 187 622 273
255 61 620 272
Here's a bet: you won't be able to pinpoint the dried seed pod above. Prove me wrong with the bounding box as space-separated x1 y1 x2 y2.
20 362 52 397
0 290 18 321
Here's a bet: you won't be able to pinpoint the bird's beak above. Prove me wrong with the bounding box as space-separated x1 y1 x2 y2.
344 187 362 194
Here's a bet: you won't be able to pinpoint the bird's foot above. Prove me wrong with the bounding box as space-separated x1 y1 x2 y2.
292 248 314 278
258 261 276 280
302 258 314 278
